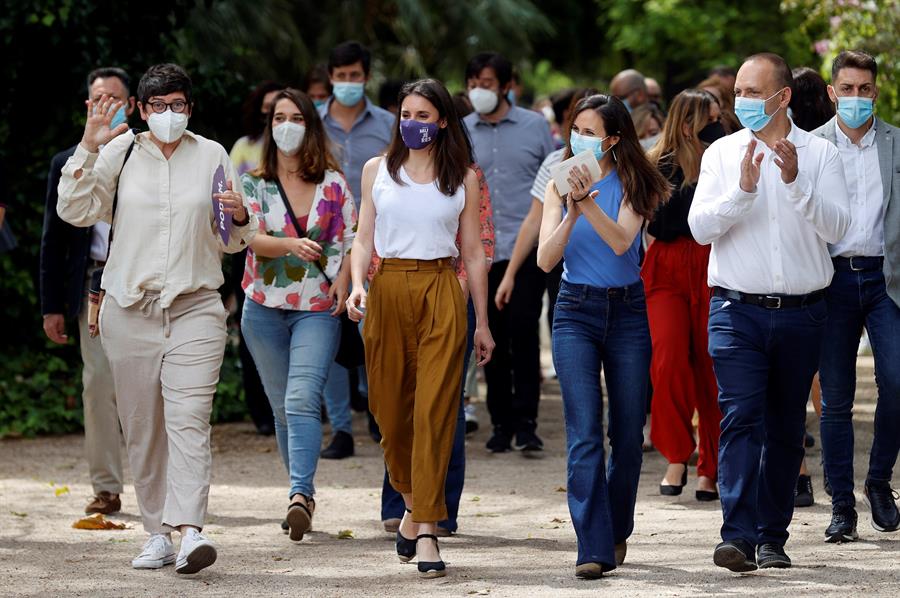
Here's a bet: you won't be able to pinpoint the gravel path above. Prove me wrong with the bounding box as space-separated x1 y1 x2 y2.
1 357 897 597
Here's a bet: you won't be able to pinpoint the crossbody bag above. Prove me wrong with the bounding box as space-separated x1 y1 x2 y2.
274 177 365 369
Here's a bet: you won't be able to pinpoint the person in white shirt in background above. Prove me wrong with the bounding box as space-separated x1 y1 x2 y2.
688 52 849 573
813 49 900 543
57 63 257 575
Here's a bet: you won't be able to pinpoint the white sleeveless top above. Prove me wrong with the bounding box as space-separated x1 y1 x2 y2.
372 158 465 259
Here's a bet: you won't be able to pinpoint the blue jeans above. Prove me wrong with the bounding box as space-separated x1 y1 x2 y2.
241 299 340 499
381 299 475 531
552 280 650 569
820 267 900 508
708 294 826 547
323 362 368 435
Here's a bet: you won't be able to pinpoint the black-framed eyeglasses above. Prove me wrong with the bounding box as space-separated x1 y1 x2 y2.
148 100 188 114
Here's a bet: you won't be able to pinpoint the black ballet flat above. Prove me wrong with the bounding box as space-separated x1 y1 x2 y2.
696 489 720 502
416 534 446 578
660 463 688 496
396 509 416 563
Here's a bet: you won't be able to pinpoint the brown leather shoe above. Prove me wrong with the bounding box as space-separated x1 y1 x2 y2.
85 491 121 515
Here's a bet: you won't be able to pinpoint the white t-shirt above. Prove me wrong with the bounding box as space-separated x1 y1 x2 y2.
372 159 465 259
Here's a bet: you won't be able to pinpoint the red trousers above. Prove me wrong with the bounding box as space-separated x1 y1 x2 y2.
642 237 721 480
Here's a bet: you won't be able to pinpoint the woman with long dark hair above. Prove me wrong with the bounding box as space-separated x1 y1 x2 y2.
644 89 725 501
346 78 494 579
789 67 835 133
240 88 356 542
537 94 669 579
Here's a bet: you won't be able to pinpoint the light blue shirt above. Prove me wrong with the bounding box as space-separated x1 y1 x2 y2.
464 106 554 262
563 170 641 288
319 97 395 208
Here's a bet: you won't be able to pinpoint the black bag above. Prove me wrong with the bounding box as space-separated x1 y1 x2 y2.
274 178 365 369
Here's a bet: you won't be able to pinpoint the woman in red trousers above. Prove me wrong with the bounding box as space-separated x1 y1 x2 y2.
643 89 726 501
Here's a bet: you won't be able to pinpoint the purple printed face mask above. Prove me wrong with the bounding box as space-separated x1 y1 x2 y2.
399 119 439 150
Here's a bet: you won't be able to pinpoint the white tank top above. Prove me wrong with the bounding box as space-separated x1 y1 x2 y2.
372 158 465 259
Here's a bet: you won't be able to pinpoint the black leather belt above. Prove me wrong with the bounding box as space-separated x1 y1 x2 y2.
832 256 884 272
713 287 825 310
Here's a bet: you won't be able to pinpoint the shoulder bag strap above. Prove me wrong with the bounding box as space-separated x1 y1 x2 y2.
273 176 332 285
106 129 138 260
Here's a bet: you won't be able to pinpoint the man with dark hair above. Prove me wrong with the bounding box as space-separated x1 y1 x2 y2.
464 51 554 456
814 49 900 542
319 41 395 460
689 52 850 571
610 69 649 112
40 66 135 517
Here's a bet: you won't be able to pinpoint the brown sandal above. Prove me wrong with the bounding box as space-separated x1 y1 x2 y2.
286 495 316 542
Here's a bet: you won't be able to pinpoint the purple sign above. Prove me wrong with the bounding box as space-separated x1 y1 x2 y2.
211 164 230 245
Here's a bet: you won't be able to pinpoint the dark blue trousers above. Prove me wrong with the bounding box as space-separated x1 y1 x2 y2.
820 266 900 508
708 294 827 547
381 299 475 530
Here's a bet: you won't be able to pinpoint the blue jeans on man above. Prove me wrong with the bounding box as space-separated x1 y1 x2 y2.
552 280 650 569
820 263 900 507
708 294 827 547
241 299 340 499
380 299 475 532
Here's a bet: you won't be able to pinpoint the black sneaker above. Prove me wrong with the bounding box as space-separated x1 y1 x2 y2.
757 543 791 569
825 504 858 543
515 426 544 458
486 426 512 453
320 430 354 460
804 432 815 448
865 480 900 532
713 539 757 572
281 519 289 534
794 474 814 508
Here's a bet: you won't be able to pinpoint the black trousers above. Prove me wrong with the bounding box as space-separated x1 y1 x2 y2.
485 250 546 432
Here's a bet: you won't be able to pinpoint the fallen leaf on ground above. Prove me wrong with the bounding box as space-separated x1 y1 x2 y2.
336 529 354 539
550 517 567 523
10 511 27 518
72 514 126 530
54 485 70 497
555 486 566 492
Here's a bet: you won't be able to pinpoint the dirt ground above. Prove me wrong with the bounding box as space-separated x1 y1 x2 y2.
1 356 898 597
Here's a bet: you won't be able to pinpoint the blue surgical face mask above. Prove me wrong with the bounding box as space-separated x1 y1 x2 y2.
836 96 874 129
622 98 632 113
109 105 127 129
734 89 784 132
507 89 516 106
570 131 610 161
332 82 365 107
313 98 329 109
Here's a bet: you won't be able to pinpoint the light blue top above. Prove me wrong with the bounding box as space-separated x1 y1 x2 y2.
464 106 554 262
319 97 396 209
562 169 641 288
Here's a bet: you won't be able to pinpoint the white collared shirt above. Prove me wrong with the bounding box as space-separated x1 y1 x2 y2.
829 121 884 258
57 129 257 309
688 122 850 295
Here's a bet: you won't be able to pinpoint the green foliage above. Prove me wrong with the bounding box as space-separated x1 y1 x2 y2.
595 0 818 92
783 0 900 122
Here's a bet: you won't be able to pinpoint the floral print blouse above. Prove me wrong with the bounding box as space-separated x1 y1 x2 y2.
242 169 357 311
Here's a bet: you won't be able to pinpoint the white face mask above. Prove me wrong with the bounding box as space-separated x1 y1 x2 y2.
469 87 499 114
147 110 189 144
272 122 306 155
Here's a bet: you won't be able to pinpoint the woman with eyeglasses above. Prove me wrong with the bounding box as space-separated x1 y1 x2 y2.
57 63 257 574
537 94 670 579
644 89 726 502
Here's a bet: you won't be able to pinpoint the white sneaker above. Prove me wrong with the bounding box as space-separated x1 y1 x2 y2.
132 534 176 569
464 403 479 434
175 528 217 574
